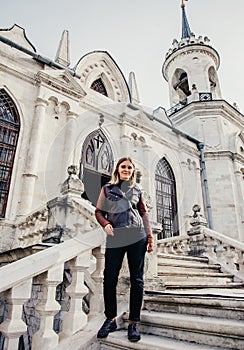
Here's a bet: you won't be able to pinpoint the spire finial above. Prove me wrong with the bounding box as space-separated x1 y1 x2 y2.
181 0 187 8
181 0 191 39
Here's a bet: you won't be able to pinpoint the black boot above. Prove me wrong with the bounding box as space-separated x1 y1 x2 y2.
128 322 141 342
97 319 117 338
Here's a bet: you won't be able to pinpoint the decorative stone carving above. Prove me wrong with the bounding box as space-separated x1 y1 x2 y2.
188 205 207 256
60 165 84 196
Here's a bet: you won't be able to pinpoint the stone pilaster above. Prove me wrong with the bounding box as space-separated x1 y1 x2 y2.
20 97 48 215
62 112 78 179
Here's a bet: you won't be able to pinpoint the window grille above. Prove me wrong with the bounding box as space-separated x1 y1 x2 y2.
0 89 20 217
155 158 179 239
91 78 108 96
80 129 113 205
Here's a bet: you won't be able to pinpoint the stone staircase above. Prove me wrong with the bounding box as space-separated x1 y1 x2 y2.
1 198 244 350
98 252 244 350
99 290 244 350
157 253 244 289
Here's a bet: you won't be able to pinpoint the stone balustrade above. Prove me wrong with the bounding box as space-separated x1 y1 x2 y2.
203 228 244 281
0 228 105 350
16 207 48 248
157 226 244 282
157 234 190 255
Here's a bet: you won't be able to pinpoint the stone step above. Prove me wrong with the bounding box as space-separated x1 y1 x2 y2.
157 253 209 265
159 271 233 282
99 331 227 350
143 291 244 320
162 280 240 290
158 269 230 279
122 311 244 350
158 262 221 273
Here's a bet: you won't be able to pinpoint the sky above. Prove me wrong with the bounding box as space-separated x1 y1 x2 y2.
1 0 244 113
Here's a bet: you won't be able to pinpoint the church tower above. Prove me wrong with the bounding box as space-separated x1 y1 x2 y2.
161 1 243 241
163 1 221 108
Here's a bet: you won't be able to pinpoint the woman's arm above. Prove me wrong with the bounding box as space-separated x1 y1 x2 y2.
95 187 114 236
138 194 154 252
95 187 110 228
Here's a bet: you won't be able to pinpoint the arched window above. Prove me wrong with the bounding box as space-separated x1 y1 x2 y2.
155 158 179 239
172 68 191 104
0 89 20 217
91 78 108 96
80 129 113 205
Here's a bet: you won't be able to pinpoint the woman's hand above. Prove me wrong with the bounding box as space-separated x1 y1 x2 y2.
104 224 114 236
147 235 154 253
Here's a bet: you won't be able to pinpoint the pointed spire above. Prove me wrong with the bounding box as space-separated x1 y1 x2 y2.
128 72 140 105
55 30 70 67
181 0 192 39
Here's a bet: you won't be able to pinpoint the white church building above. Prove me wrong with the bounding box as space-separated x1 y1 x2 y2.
0 2 243 350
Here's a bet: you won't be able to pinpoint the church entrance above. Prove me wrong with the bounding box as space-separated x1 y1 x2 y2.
80 129 114 206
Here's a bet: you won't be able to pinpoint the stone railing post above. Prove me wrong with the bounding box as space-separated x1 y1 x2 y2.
187 205 207 257
0 279 32 350
144 227 165 291
60 250 90 338
89 246 105 316
32 263 64 350
145 227 159 279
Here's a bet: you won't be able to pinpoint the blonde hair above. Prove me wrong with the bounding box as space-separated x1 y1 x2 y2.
110 157 136 186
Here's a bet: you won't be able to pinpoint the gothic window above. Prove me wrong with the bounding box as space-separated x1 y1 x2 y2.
155 158 179 239
80 129 113 205
91 78 108 96
0 89 20 217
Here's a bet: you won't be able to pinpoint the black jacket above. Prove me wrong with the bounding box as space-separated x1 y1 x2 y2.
95 183 152 236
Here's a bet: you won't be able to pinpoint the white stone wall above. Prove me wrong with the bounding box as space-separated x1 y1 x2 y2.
0 24 242 252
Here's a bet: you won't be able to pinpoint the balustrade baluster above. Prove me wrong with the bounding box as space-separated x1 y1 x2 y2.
60 250 90 338
225 246 236 270
215 240 225 261
167 242 175 254
237 250 244 273
32 263 64 350
204 235 216 258
90 246 105 316
182 238 190 254
0 279 32 350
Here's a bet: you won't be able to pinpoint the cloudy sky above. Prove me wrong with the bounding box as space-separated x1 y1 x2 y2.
1 0 244 113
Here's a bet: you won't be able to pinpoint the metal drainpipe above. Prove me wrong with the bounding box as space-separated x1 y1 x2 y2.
0 34 81 78
198 142 214 229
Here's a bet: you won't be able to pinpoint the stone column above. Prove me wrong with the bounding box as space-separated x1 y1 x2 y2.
62 111 78 180
20 97 48 215
142 144 152 195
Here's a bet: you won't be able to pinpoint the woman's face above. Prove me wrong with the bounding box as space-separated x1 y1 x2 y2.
118 160 134 181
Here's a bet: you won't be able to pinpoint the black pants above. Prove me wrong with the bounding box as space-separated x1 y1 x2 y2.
103 237 147 322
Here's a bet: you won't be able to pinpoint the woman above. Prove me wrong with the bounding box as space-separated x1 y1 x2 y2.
95 157 154 342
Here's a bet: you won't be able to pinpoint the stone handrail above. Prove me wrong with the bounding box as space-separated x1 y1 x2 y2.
157 227 244 282
0 228 105 350
203 227 244 281
157 233 190 255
